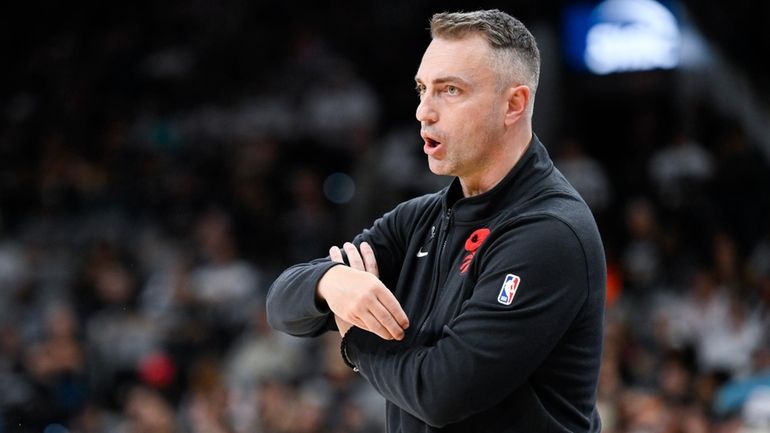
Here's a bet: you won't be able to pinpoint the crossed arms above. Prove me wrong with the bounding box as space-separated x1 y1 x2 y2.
321 241 409 340
267 214 596 427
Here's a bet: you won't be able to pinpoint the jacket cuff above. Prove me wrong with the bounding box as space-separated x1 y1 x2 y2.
342 326 366 366
340 329 360 372
342 326 384 369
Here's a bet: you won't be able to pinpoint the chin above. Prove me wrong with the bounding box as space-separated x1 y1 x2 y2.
427 160 452 177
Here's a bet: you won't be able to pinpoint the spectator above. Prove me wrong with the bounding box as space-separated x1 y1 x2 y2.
648 127 714 210
621 197 664 292
117 385 178 433
188 207 264 336
555 137 612 213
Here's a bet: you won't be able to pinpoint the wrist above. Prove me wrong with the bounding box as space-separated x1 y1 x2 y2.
316 262 345 302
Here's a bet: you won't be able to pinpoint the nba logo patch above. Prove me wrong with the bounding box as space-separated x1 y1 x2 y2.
497 274 521 305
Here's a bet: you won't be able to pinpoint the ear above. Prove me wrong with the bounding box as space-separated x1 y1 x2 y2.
504 85 531 127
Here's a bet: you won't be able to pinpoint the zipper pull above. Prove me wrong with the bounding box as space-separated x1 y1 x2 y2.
441 208 453 234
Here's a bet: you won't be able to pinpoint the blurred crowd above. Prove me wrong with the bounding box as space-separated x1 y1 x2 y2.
2 2 770 433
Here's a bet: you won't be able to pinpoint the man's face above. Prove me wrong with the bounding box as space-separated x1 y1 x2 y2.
415 34 507 179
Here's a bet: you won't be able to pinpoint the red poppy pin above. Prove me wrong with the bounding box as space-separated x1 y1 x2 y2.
460 228 490 273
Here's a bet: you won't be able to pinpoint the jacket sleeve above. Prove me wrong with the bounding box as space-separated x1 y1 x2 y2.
265 258 339 337
265 199 416 337
344 215 599 427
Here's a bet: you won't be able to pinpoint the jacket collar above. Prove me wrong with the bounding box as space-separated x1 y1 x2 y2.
443 134 555 223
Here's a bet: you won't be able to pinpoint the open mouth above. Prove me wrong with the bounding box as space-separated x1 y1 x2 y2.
421 130 444 156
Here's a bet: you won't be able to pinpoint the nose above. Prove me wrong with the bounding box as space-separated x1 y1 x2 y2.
415 95 438 124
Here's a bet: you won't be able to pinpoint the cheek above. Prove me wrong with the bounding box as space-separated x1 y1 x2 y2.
479 105 505 142
444 99 501 155
454 107 497 147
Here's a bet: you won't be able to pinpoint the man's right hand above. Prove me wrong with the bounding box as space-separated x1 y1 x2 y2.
318 242 410 340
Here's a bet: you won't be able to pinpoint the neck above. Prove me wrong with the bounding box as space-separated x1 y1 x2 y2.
459 128 532 197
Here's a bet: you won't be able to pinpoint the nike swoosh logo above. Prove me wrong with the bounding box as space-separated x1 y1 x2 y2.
416 248 429 258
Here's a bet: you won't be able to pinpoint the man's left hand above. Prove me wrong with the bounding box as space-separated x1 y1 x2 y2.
330 241 379 337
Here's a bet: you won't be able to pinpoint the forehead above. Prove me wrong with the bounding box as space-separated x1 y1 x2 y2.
416 34 495 83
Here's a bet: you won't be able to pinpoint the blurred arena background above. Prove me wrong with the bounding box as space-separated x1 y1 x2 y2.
1 1 769 432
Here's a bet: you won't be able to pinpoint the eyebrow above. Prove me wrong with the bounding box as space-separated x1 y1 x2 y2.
414 75 472 87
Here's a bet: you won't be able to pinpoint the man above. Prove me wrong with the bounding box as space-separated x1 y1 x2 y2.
267 9 606 432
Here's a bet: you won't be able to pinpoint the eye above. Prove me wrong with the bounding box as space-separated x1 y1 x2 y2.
415 83 426 97
446 85 459 96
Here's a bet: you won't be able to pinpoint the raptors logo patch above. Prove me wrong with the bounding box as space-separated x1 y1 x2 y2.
497 274 521 305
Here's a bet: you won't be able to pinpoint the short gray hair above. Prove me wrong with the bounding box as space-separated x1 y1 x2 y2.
430 9 540 94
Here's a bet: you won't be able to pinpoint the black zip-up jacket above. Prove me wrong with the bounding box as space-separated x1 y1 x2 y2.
267 137 606 432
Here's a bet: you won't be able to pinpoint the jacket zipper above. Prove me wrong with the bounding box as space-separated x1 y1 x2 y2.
416 207 453 337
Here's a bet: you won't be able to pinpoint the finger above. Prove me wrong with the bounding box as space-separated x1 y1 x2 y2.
358 310 395 341
376 289 410 330
343 242 365 271
348 313 369 334
360 242 379 278
329 246 344 263
348 309 380 335
369 300 406 340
